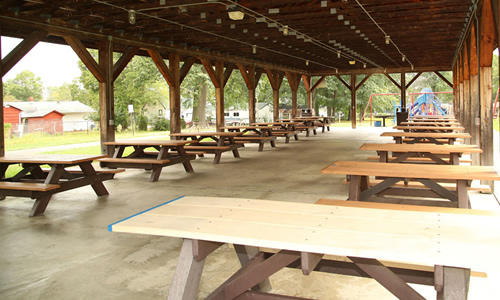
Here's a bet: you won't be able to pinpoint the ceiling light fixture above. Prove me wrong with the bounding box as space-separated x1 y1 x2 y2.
385 35 390 44
349 60 356 65
129 10 136 24
363 63 366 68
337 51 341 58
402 55 406 62
306 60 309 66
283 25 288 36
228 3 244 20
252 45 257 54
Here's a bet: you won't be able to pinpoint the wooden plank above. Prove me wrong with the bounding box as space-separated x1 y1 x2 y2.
110 196 500 272
360 143 482 154
0 155 107 164
321 161 500 181
0 182 60 191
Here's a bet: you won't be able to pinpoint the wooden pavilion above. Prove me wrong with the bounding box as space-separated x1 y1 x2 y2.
0 0 498 167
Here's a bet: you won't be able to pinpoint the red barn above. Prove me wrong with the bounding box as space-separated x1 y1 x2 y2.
3 103 65 135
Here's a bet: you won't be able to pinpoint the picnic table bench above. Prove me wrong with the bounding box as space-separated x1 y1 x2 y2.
381 131 471 145
170 131 243 164
0 154 113 216
359 143 482 165
221 126 277 151
99 140 195 182
400 121 462 127
320 160 500 208
109 196 500 300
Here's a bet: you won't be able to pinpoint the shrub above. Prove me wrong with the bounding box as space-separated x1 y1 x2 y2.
152 117 170 131
138 115 148 131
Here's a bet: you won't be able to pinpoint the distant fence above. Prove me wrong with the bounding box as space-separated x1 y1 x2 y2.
7 120 96 137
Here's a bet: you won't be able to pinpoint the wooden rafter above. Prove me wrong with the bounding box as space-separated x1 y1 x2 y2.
1 29 47 77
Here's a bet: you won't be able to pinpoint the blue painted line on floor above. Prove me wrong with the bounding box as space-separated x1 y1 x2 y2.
107 196 185 232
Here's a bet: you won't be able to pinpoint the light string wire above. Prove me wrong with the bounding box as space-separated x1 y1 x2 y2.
354 0 414 69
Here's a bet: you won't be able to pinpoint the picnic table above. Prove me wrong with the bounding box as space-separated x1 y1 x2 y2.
381 131 471 145
170 131 243 164
408 116 458 123
221 126 277 151
252 122 300 143
321 161 500 208
393 125 465 133
375 114 393 126
109 196 500 299
99 140 195 182
359 143 482 165
279 119 318 136
400 121 462 127
0 154 113 216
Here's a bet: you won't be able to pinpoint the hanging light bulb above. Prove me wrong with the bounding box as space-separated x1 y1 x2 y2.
252 45 257 54
227 2 244 20
336 69 338 74
363 63 366 68
411 65 414 70
349 60 356 65
129 10 136 24
337 51 341 58
402 55 406 62
306 60 309 66
385 35 390 44
283 25 289 36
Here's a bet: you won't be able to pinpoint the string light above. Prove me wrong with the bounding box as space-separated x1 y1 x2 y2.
337 51 341 58
129 10 136 24
306 60 309 66
402 55 406 62
363 63 366 68
252 45 257 54
385 35 390 44
283 25 288 36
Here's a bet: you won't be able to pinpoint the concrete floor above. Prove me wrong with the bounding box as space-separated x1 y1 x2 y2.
1 127 499 299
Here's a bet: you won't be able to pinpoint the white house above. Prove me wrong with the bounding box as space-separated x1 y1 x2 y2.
4 101 95 131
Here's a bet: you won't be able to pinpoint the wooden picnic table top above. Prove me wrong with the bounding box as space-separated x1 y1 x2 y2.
393 125 465 131
0 154 107 165
220 126 268 130
103 140 193 146
381 131 471 138
251 122 300 126
170 131 242 137
109 196 500 272
321 160 500 181
410 115 457 119
400 121 462 126
359 143 483 154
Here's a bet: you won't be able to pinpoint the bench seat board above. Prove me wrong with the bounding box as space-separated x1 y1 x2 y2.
110 196 500 272
360 143 482 154
321 161 500 181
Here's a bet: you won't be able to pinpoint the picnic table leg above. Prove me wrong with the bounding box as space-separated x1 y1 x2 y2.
435 266 470 300
79 162 109 195
449 153 460 165
456 180 469 209
167 239 206 300
29 166 64 217
233 245 272 292
176 146 194 173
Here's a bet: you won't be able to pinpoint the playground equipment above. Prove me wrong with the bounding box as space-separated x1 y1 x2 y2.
408 88 449 116
362 89 453 126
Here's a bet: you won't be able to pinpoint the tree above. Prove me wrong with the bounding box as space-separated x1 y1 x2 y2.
4 70 43 101
181 64 213 124
47 83 73 101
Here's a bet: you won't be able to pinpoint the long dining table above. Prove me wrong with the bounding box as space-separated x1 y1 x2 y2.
381 131 471 145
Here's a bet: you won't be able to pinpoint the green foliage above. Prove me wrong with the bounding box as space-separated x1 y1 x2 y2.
4 70 43 101
181 117 187 129
46 83 73 101
4 123 12 136
152 117 170 131
138 115 148 131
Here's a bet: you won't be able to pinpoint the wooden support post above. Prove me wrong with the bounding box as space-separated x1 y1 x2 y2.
201 59 226 131
169 53 182 135
266 70 284 121
462 47 471 137
350 74 357 129
301 252 323 275
479 0 495 187
469 24 480 165
286 72 301 118
98 38 115 156
401 72 406 109
238 65 263 124
302 74 312 109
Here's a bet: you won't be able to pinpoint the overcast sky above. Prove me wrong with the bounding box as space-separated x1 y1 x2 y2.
1 36 81 88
